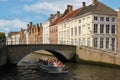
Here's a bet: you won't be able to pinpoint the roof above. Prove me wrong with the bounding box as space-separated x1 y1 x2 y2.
50 16 61 26
8 31 20 37
74 1 117 17
59 8 81 23
50 8 81 26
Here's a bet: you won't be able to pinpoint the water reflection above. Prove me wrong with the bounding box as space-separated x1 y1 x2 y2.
67 63 120 80
0 63 120 80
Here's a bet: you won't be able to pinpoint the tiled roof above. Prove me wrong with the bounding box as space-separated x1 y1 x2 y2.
50 17 61 26
50 8 81 26
8 31 20 37
74 2 117 17
59 8 81 23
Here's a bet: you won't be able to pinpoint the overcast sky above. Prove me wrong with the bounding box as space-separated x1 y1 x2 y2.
0 0 120 35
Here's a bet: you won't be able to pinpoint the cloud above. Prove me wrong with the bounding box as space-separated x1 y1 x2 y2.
0 19 27 34
24 0 91 14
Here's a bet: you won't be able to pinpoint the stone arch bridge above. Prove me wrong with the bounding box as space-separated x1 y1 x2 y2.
7 44 76 64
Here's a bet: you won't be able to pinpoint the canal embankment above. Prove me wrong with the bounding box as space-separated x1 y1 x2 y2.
76 46 120 67
0 46 7 67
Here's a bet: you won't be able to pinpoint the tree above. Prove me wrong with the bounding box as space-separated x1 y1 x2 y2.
0 32 6 42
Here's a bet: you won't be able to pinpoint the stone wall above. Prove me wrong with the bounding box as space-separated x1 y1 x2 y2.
76 46 120 66
7 44 76 64
0 46 7 66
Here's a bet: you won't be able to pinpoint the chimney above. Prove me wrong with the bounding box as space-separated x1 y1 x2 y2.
51 14 53 17
57 11 61 17
82 2 86 7
67 5 73 13
30 22 33 27
40 23 42 27
92 0 97 5
37 23 39 27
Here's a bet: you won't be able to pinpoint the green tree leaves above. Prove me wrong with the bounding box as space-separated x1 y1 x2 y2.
0 32 6 42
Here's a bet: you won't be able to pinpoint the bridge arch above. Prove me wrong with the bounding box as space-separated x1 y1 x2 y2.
7 44 76 64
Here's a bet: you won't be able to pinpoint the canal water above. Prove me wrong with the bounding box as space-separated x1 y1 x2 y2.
0 52 120 80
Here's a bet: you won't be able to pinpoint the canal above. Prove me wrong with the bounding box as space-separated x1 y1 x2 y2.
0 51 120 80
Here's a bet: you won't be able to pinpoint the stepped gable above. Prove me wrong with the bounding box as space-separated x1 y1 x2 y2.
74 1 117 17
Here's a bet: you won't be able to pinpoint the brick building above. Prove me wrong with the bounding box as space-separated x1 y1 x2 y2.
118 9 120 52
28 22 43 44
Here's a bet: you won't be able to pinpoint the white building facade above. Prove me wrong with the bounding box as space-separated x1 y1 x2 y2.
43 20 50 44
58 0 117 52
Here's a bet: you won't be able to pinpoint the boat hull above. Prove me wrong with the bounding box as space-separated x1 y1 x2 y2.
38 63 68 74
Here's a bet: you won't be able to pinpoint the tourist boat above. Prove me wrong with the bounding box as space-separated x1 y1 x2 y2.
38 63 68 74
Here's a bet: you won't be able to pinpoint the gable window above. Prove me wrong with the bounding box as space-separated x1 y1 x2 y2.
94 24 98 33
100 24 104 33
100 17 104 21
94 16 98 21
106 25 110 33
111 25 115 34
106 17 109 21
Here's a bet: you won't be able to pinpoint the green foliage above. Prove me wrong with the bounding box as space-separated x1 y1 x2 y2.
0 32 6 41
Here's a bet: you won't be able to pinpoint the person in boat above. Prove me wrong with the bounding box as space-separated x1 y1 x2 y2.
38 58 63 67
57 61 63 67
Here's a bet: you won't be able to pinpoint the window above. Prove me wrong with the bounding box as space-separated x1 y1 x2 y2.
94 16 98 21
87 17 90 20
79 26 81 34
75 38 77 45
106 17 109 21
79 38 81 45
75 27 77 35
87 38 90 46
106 25 109 33
94 24 98 33
71 39 73 45
83 38 85 45
100 24 104 33
79 20 81 23
94 38 98 47
100 17 104 21
111 38 115 51
71 28 73 36
106 38 109 49
112 18 115 22
111 25 115 34
64 23 66 27
100 38 104 48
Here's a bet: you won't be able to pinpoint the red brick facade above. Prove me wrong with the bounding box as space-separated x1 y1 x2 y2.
28 22 43 44
118 9 120 52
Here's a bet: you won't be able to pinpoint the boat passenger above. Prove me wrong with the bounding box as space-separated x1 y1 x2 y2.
57 61 63 67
